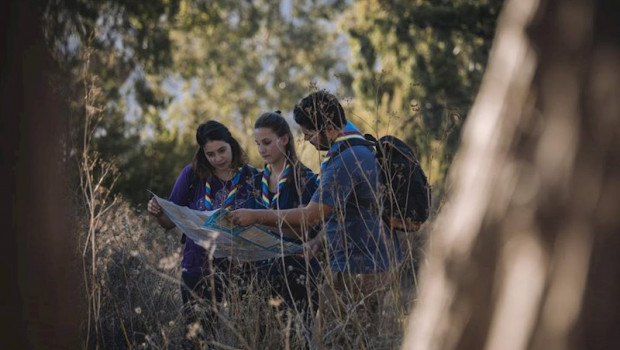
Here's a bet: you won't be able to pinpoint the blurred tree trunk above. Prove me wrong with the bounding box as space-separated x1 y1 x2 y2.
1 0 82 348
402 0 620 349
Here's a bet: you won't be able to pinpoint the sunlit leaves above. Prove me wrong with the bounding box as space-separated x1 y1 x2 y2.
342 0 503 185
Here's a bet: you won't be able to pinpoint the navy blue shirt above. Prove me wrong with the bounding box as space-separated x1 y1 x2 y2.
312 145 402 273
249 165 318 242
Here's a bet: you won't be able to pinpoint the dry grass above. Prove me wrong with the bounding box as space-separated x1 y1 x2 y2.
75 62 432 349
78 198 428 349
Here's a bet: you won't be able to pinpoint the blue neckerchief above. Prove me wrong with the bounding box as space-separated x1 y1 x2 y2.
261 162 291 208
204 166 244 210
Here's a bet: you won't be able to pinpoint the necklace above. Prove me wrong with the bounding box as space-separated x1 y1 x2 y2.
204 167 243 210
214 177 231 188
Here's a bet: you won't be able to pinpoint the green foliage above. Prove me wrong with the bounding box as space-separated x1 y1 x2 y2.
342 0 504 188
46 0 502 208
46 0 351 206
45 2 504 348
164 0 349 141
45 0 182 205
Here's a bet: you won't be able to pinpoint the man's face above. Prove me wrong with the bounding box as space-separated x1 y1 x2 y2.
301 126 330 151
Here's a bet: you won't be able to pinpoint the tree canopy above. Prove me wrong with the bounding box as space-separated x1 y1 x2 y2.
44 0 503 206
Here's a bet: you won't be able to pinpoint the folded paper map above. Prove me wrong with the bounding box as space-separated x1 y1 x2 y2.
151 194 303 261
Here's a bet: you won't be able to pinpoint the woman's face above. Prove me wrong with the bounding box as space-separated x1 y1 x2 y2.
203 140 233 172
254 127 288 164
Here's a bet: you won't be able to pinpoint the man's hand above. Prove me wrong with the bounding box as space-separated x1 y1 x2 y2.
303 235 324 259
390 217 422 232
227 209 258 226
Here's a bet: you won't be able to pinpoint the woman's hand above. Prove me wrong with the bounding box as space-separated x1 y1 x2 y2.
226 209 258 227
147 197 164 218
148 197 176 229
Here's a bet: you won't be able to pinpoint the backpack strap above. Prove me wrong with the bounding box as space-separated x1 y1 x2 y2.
187 168 200 203
333 137 375 156
330 136 379 213
180 168 201 244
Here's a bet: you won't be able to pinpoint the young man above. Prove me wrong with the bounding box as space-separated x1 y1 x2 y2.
228 90 401 273
228 92 402 343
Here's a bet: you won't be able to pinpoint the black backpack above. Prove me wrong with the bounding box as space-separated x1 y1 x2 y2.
335 134 430 230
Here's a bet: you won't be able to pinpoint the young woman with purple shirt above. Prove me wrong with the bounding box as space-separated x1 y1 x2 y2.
147 120 258 336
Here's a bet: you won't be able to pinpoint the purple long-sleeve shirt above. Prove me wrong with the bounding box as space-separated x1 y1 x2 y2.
168 164 257 274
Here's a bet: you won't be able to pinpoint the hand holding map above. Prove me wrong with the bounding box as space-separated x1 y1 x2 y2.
151 193 302 262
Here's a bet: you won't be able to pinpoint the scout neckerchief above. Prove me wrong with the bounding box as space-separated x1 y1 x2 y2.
261 162 291 208
204 166 244 210
318 121 366 183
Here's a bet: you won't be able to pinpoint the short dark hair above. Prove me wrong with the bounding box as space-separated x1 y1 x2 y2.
192 120 247 179
293 90 346 131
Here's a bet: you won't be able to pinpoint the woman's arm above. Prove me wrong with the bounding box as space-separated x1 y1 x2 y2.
147 197 176 229
148 164 195 230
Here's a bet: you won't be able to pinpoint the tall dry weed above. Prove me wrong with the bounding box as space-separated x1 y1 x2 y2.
77 196 428 349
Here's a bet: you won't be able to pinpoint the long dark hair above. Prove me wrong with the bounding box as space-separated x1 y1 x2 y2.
192 120 248 179
254 111 311 196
